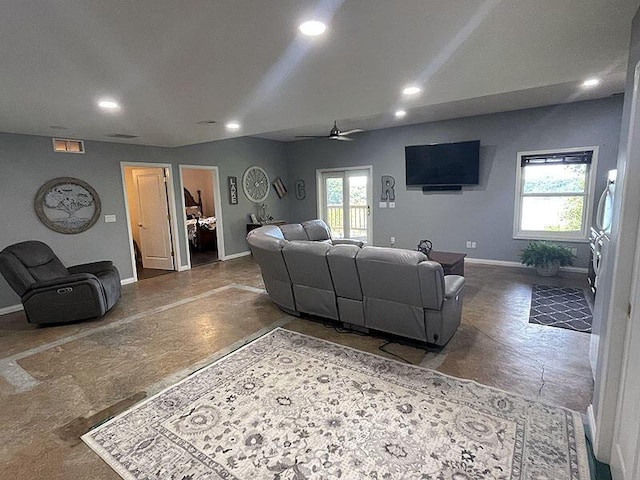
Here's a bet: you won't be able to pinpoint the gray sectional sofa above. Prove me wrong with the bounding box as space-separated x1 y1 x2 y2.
247 219 465 346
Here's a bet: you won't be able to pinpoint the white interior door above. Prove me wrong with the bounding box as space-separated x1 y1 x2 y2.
609 65 640 480
319 168 371 243
133 168 174 270
610 224 640 480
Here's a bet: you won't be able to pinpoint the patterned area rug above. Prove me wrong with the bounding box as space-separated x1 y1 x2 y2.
83 328 590 479
529 285 593 333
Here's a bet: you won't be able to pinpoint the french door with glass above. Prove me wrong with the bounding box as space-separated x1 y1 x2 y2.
318 167 372 243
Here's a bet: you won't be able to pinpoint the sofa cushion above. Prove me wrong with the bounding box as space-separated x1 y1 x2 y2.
417 261 445 309
283 241 333 290
327 244 362 300
279 223 308 241
302 219 332 241
357 246 428 307
283 241 337 319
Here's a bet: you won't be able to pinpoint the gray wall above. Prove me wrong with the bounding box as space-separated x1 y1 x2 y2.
285 97 624 268
0 133 288 309
174 137 288 257
0 97 624 310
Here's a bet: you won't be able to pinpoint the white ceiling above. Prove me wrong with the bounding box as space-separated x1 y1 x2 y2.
0 0 637 147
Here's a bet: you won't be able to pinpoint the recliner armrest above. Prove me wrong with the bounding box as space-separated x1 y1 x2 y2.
444 275 465 299
30 273 99 291
332 239 365 247
68 261 114 275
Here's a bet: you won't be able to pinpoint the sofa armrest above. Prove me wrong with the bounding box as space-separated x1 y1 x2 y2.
444 275 465 299
332 239 365 247
31 273 99 291
68 261 114 275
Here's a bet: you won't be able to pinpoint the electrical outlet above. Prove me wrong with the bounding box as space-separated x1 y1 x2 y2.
104 214 116 223
390 236 396 246
471 241 477 248
466 241 471 248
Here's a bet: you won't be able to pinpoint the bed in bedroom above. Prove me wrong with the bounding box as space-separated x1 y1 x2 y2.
184 188 217 252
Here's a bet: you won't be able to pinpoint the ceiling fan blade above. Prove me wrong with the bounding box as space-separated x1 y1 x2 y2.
339 129 364 136
295 135 327 138
334 136 353 141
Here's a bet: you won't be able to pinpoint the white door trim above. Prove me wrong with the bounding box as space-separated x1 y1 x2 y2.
120 162 182 281
590 60 640 464
316 165 373 242
178 165 226 268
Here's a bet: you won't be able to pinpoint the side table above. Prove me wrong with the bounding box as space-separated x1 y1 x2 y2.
428 251 466 276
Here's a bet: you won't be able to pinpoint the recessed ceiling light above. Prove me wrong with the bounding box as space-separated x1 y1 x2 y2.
299 20 327 36
395 110 407 118
402 85 422 96
582 78 600 88
225 121 241 131
98 98 121 111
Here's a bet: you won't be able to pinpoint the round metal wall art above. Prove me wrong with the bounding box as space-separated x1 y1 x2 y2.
242 166 270 203
34 177 101 234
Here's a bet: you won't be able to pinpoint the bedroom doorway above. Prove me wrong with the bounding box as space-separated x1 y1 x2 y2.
122 163 180 281
179 165 224 268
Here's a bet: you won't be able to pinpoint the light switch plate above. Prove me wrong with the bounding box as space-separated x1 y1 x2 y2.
379 201 387 208
389 202 396 208
104 214 116 223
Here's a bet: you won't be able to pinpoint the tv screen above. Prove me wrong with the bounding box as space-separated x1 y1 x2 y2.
405 140 480 186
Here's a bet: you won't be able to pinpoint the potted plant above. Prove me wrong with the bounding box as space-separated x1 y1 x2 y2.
519 241 576 276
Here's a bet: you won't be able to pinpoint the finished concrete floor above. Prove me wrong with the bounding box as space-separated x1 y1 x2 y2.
0 257 593 479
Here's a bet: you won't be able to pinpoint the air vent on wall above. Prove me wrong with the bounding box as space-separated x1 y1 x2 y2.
52 138 85 153
106 133 139 139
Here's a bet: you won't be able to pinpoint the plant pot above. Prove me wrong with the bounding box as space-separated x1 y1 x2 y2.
536 261 560 277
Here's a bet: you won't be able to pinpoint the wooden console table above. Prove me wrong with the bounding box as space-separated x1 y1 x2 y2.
428 251 466 276
246 220 286 234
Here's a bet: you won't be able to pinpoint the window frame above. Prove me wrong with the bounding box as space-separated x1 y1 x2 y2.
513 146 599 242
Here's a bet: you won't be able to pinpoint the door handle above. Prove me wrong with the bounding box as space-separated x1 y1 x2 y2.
367 205 371 216
138 223 144 228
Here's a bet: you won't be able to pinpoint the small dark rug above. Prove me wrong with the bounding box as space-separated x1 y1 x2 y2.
529 284 592 333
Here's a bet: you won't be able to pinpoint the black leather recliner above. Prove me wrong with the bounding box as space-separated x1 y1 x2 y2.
0 241 121 324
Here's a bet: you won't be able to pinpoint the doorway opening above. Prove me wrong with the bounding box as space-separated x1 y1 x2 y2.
317 166 373 244
179 165 224 268
122 164 179 281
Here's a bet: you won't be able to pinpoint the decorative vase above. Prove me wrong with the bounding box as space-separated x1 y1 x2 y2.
536 261 560 277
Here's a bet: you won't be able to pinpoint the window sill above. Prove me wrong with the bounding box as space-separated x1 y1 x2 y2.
513 233 589 243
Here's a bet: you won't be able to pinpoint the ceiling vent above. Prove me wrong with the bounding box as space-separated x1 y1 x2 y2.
52 138 84 153
106 133 139 139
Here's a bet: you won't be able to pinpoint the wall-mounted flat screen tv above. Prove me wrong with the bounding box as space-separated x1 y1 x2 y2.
405 140 480 186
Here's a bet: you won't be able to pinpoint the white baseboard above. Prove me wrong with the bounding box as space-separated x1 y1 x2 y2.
465 257 588 274
120 277 137 285
223 251 251 261
0 303 24 315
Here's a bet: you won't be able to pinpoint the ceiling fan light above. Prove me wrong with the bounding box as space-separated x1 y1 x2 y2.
582 78 600 88
402 85 421 96
98 98 121 111
299 20 327 36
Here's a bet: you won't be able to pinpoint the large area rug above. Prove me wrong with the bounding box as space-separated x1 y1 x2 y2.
529 285 593 333
83 328 590 479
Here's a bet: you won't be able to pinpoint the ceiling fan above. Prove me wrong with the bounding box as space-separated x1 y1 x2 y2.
296 121 363 141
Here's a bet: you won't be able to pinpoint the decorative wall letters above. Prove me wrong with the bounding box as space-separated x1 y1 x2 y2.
381 175 396 201
228 176 238 204
295 179 306 200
